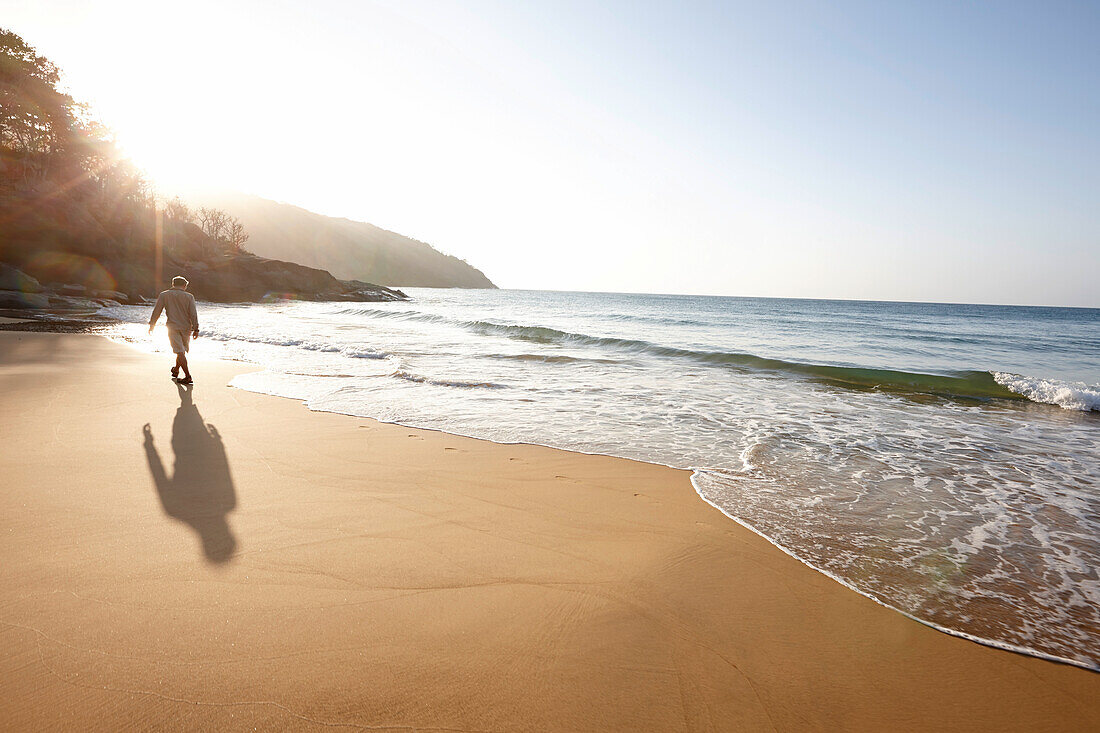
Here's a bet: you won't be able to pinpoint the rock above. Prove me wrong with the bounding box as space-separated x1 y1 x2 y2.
6 246 408 307
90 289 129 302
176 255 408 303
339 279 407 302
48 295 101 310
0 290 50 309
0 264 43 293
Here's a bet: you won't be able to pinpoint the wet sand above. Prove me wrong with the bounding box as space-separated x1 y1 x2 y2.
1 331 1097 731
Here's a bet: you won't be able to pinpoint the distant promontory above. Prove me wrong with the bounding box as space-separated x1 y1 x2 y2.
180 190 497 290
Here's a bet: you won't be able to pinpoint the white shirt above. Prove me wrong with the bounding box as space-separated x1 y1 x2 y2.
149 287 199 331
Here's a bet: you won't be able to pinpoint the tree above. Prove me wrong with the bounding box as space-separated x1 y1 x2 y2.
0 29 76 184
1 28 132 196
197 206 228 242
196 207 250 256
164 196 192 223
225 216 249 253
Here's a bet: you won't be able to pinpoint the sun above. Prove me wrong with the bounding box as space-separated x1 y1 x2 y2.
117 129 210 193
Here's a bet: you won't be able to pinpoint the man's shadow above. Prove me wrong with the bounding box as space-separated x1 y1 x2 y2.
143 382 237 563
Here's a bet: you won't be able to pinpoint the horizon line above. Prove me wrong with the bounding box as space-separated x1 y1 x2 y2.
402 286 1100 311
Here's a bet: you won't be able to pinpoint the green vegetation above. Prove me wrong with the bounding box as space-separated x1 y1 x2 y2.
0 29 456 305
0 28 258 300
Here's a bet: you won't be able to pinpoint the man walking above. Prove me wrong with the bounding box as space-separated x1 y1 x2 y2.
149 275 200 384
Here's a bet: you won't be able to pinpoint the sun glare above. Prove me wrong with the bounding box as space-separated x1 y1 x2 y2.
118 132 210 192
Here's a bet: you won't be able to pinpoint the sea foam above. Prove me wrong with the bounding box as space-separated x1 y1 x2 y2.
993 372 1100 411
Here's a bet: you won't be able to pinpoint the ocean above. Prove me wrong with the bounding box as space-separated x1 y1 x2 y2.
101 289 1100 669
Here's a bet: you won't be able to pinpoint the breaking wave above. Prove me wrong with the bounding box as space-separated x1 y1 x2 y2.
993 372 1100 411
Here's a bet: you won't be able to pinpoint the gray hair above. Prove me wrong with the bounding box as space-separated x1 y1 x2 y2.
172 276 189 288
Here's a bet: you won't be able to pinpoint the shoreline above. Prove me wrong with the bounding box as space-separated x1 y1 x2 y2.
6 317 1100 670
2 330 1099 730
211 340 1098 673
687 482 1100 673
248 380 1100 674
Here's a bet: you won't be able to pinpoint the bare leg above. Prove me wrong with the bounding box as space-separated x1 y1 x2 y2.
176 353 191 380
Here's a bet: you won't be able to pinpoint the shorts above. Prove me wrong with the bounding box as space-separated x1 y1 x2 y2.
167 327 192 354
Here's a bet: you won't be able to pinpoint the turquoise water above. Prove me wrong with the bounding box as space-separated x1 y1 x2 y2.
104 290 1100 668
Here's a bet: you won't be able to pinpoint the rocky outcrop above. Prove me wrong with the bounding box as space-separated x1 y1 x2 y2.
178 255 405 303
339 279 407 301
1 182 408 308
0 290 50 309
0 263 43 293
0 265 108 309
0 259 405 316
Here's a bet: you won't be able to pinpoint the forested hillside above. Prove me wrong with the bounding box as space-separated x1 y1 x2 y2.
0 29 423 306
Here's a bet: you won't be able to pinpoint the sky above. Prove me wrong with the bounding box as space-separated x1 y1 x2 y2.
4 0 1099 305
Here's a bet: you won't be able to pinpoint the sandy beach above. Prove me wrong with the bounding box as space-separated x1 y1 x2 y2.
1 330 1097 731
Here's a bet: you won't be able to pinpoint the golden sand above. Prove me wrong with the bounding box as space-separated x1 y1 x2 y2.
1 331 1097 731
